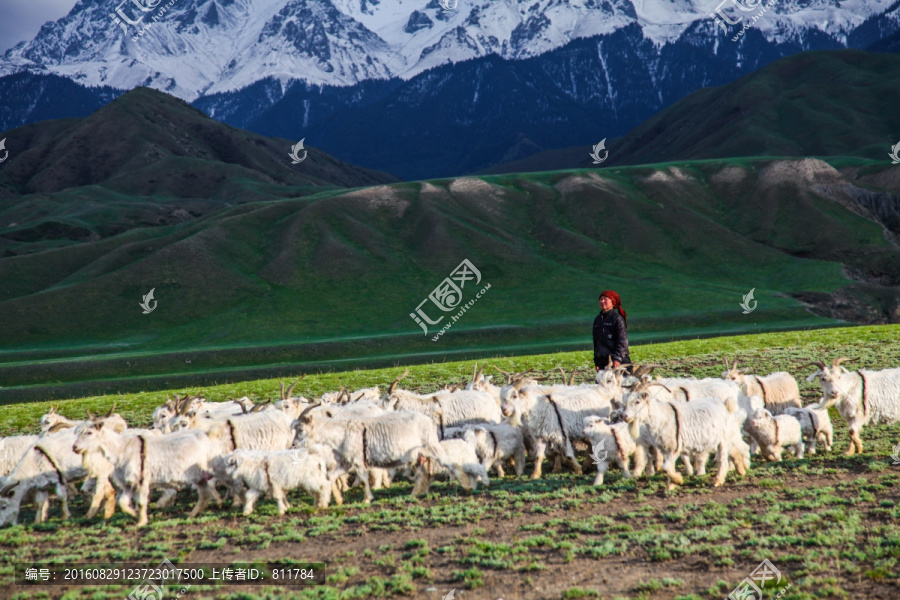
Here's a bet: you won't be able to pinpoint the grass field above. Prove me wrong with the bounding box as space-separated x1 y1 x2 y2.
4 154 900 400
1 324 899 600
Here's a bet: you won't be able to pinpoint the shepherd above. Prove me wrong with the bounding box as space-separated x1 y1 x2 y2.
593 290 631 372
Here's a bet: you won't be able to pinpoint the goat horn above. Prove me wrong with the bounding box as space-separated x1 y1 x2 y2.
280 382 286 401
798 361 826 370
179 395 194 416
492 366 512 385
285 380 300 399
557 367 567 383
633 364 662 378
47 422 72 433
297 401 320 422
105 402 117 418
388 370 409 395
86 410 96 421
569 368 578 387
472 363 478 382
475 365 484 382
832 357 855 368
353 392 365 402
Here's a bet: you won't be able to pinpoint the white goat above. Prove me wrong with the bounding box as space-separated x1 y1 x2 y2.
723 360 802 414
385 388 502 436
745 408 804 461
501 385 611 479
222 447 332 514
171 410 295 453
294 408 471 503
782 405 833 454
623 381 746 489
423 438 490 491
0 435 40 478
582 416 636 485
0 428 86 525
806 358 900 455
73 423 223 526
445 424 526 478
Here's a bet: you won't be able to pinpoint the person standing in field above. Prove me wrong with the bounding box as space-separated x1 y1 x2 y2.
593 290 631 372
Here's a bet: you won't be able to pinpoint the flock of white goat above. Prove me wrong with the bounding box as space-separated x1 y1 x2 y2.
0 358 898 527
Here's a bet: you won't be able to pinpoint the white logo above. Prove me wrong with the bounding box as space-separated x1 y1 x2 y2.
891 442 900 465
289 138 308 164
438 0 458 11
0 139 8 164
889 141 900 165
110 0 165 37
589 139 608 164
442 589 456 600
140 288 157 314
739 288 757 314
726 558 785 600
410 259 489 338
590 440 609 463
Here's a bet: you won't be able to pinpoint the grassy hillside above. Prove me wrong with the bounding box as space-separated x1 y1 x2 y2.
608 50 900 167
1 155 899 398
0 87 399 256
479 51 900 176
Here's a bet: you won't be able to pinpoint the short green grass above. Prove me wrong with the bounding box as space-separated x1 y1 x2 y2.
1 324 896 435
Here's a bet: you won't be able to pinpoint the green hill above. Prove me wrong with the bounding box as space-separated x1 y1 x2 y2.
479 50 900 175
0 87 399 255
610 50 900 167
0 154 898 399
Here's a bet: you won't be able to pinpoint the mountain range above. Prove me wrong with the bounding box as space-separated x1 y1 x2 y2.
0 87 397 254
1 49 899 397
480 50 900 173
2 0 900 178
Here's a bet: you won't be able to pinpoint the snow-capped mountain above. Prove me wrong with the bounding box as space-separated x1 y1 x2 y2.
1 0 896 100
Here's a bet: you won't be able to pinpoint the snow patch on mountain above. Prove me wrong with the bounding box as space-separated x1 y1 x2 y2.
0 0 894 101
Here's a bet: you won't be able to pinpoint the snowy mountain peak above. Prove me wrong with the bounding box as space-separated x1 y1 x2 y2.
0 0 895 101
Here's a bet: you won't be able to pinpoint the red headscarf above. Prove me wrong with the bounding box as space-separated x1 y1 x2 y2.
599 290 627 325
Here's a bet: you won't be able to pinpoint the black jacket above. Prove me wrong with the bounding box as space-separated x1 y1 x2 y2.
592 309 630 367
